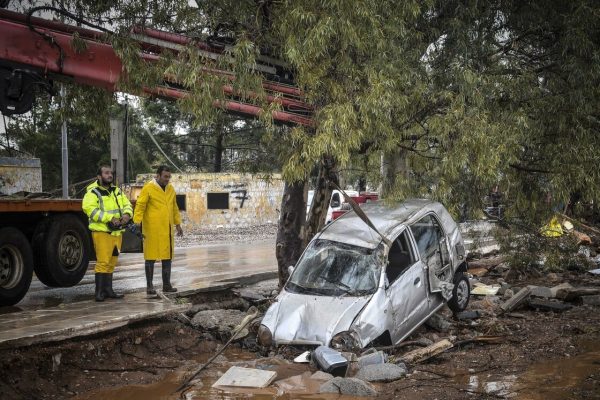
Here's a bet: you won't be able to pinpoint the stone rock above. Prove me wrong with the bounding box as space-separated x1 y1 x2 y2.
528 285 553 298
319 377 377 396
311 371 334 381
456 310 482 320
425 313 452 332
191 309 246 339
502 289 514 300
355 363 408 383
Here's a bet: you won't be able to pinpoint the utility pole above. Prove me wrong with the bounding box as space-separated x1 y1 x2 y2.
60 85 69 199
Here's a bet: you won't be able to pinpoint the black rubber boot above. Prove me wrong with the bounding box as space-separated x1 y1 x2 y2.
105 273 124 299
95 273 105 302
162 260 177 293
145 260 156 295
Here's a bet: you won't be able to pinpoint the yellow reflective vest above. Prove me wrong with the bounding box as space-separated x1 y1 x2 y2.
82 181 133 235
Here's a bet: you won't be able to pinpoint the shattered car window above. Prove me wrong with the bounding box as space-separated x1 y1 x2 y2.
286 239 383 296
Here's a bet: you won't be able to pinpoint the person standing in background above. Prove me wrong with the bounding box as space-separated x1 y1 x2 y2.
133 165 183 295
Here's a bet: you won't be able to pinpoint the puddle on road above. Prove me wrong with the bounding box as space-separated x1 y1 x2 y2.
74 347 359 400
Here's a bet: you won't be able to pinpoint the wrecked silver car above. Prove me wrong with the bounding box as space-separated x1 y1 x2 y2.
259 199 469 351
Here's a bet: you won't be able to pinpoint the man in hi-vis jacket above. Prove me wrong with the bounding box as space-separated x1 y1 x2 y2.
133 165 183 295
82 165 133 302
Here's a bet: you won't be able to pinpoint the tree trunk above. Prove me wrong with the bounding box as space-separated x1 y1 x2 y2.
382 148 408 197
276 180 307 288
214 131 224 172
304 154 338 246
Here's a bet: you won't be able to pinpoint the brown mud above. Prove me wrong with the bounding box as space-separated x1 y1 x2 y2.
1 268 599 400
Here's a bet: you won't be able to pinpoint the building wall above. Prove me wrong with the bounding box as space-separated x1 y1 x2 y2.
0 157 43 195
130 173 283 229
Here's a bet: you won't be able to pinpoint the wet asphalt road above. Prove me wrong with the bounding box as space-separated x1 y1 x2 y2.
2 240 276 313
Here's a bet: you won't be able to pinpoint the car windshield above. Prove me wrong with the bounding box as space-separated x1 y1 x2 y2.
286 239 383 297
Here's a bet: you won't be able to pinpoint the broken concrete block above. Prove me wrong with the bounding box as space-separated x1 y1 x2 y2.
191 309 247 339
355 363 408 383
550 283 573 298
400 339 453 364
502 289 514 300
556 287 600 302
528 285 553 298
581 295 600 306
319 377 377 396
425 313 452 332
212 366 277 388
456 310 482 320
527 299 573 312
497 282 511 296
500 287 531 313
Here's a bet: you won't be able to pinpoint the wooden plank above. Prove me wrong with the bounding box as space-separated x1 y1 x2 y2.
500 287 531 313
399 339 453 364
212 366 277 388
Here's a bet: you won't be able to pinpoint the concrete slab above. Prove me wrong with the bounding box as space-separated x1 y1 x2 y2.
0 293 190 349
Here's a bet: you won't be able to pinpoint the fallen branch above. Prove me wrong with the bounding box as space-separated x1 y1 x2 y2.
452 336 505 348
174 309 260 394
559 213 600 236
399 339 453 364
375 339 431 353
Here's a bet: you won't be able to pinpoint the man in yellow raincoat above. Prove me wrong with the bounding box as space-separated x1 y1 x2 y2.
133 165 183 294
82 165 133 302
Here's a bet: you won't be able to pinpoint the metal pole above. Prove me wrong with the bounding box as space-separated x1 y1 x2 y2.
61 85 69 198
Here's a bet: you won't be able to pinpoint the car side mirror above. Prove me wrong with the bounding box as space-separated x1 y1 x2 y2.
288 265 295 276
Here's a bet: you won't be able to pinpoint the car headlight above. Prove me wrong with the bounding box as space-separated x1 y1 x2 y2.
257 325 273 347
330 331 361 352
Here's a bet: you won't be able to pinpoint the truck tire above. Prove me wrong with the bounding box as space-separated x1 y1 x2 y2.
33 214 90 287
0 227 34 306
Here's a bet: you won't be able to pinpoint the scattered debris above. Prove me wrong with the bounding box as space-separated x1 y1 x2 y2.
502 289 514 300
425 313 452 332
456 310 482 320
313 346 349 376
555 287 600 302
355 363 408 383
527 299 573 312
471 283 501 296
500 287 532 313
212 366 277 388
581 295 600 306
399 339 454 364
319 377 377 396
293 351 311 363
588 268 600 275
357 351 387 368
550 282 574 298
573 230 592 245
528 285 553 298
191 309 249 340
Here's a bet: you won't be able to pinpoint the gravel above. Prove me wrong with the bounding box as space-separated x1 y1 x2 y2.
175 223 277 247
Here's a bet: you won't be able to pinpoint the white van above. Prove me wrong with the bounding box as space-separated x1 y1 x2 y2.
307 189 359 223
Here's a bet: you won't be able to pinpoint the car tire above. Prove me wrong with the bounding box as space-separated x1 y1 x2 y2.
33 214 91 287
448 272 470 313
0 227 34 306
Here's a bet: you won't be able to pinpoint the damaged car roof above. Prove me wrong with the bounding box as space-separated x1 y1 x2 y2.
318 199 453 249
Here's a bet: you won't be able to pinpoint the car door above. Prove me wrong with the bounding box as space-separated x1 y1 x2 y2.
385 229 428 343
410 214 454 312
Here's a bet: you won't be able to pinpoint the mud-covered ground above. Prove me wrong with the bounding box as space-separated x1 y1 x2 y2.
2 262 600 400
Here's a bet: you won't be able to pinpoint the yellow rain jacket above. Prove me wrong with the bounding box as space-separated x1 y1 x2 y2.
133 180 181 260
82 181 133 235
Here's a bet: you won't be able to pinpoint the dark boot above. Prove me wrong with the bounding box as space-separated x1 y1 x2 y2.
162 260 177 292
145 260 156 295
95 273 105 302
105 273 124 299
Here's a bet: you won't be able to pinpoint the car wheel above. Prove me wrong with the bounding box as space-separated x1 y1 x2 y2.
33 214 91 287
0 227 34 306
447 272 470 313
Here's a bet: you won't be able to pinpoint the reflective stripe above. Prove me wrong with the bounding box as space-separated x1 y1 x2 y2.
98 210 105 222
90 208 101 221
92 188 105 210
107 210 121 214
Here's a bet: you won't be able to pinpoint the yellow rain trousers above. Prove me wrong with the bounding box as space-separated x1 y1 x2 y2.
92 231 123 273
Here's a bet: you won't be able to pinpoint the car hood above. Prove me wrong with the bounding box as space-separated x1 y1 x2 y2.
262 290 370 346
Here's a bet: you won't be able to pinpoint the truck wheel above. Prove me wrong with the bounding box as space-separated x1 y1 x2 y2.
447 272 470 313
33 214 90 287
0 227 34 306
